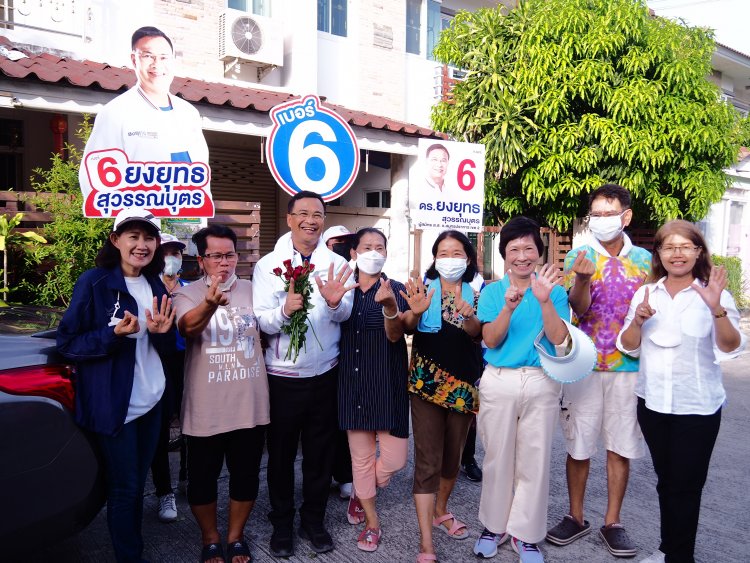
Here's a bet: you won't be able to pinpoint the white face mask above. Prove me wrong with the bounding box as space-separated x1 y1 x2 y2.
163 255 182 276
435 257 467 282
588 214 624 242
204 273 237 292
355 250 386 275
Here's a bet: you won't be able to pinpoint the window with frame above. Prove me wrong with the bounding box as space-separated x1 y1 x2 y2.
406 0 421 55
228 0 271 16
426 1 454 61
365 190 391 209
0 119 24 192
318 0 347 37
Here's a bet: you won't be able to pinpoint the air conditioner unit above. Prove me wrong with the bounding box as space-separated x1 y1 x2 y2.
219 8 284 67
448 66 467 80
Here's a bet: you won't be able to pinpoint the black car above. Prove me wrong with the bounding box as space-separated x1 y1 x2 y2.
0 306 105 555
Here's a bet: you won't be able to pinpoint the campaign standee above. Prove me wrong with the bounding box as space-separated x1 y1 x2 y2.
266 95 359 201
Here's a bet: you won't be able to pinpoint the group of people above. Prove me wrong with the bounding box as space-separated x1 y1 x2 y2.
57 182 745 563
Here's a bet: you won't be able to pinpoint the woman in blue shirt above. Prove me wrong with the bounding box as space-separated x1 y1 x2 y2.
474 217 569 563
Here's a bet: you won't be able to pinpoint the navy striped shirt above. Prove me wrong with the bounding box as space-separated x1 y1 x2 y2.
338 278 410 438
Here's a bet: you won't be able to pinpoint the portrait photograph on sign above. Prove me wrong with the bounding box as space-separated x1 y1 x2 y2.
409 138 486 232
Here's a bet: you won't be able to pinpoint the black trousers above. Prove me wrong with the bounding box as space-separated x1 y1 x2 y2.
637 398 721 563
267 368 338 530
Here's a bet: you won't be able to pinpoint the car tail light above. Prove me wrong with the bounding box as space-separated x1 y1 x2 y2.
0 364 76 411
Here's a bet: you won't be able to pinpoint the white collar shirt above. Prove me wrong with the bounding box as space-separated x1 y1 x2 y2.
616 277 746 414
589 232 633 257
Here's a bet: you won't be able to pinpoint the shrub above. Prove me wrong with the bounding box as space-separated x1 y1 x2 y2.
711 254 749 310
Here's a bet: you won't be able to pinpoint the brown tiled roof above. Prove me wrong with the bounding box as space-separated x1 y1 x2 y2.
0 35 439 138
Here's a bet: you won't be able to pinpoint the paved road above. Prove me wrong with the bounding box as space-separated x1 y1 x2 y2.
27 348 750 563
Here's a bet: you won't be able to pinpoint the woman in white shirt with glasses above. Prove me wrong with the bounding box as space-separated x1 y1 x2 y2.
617 219 745 563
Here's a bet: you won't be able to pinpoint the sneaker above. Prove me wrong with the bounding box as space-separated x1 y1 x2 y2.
157 493 177 522
599 524 637 557
546 514 591 546
638 551 665 563
473 528 510 558
462 460 483 482
298 523 335 554
347 494 365 525
511 536 545 563
339 481 353 499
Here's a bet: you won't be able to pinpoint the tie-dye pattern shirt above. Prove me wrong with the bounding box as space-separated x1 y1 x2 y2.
564 238 651 372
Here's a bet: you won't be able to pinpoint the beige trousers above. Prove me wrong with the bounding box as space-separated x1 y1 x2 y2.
478 365 561 544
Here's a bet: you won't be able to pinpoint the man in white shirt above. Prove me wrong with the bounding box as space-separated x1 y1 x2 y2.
253 191 356 557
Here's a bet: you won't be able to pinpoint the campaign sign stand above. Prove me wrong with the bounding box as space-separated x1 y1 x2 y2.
80 148 214 218
266 95 359 201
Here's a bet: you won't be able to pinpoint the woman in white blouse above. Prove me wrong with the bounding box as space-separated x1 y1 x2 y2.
617 220 745 563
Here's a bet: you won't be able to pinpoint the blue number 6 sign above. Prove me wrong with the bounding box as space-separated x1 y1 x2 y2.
266 95 360 202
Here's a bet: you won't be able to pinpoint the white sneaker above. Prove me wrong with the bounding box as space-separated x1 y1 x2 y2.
157 493 177 522
511 536 544 563
639 551 665 563
338 482 353 499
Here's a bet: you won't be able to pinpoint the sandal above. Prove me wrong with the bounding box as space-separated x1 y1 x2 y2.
432 512 469 540
416 553 437 562
227 539 252 562
357 527 382 552
201 542 224 563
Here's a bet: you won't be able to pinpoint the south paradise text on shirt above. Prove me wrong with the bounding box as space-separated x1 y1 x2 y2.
82 148 211 217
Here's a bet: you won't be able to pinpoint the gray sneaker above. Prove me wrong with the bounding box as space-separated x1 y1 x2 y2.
546 515 591 546
599 523 637 558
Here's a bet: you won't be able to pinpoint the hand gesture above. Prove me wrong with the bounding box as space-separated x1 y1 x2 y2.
633 287 656 327
205 275 230 307
504 283 523 311
315 263 359 308
283 278 304 317
692 266 727 312
399 277 435 316
114 311 140 336
146 294 176 333
375 278 398 314
531 264 562 303
453 290 475 319
571 251 595 279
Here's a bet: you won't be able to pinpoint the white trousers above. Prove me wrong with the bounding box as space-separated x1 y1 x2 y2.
478 365 561 544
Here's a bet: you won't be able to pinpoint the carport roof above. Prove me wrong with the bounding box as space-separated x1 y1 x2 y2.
0 35 440 138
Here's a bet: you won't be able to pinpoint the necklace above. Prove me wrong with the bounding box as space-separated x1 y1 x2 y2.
163 277 180 295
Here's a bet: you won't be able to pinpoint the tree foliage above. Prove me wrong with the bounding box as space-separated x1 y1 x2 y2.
0 212 46 303
23 117 112 307
432 0 743 231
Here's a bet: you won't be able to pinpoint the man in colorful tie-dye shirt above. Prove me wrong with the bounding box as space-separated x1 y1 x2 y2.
546 184 651 558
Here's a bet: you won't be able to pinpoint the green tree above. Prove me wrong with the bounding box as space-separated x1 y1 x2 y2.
0 212 46 304
23 117 113 307
432 0 743 231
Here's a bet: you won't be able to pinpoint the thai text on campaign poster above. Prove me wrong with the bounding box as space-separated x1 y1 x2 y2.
409 139 485 232
80 149 214 218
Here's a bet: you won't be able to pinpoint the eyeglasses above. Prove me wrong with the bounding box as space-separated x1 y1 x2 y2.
289 211 325 221
202 252 239 262
586 210 626 220
658 245 700 256
134 51 173 64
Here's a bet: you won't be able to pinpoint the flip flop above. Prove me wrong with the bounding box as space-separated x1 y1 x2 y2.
227 539 252 562
416 553 437 562
432 512 469 540
201 542 224 563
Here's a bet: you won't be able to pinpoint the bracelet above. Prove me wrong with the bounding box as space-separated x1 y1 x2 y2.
713 308 728 319
382 307 399 320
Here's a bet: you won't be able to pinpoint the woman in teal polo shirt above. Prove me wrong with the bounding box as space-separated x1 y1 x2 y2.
473 217 569 563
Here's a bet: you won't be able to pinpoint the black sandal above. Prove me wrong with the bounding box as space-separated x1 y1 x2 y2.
227 539 252 562
201 542 224 563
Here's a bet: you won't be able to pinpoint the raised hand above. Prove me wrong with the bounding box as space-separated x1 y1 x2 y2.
453 290 475 319
205 275 230 307
375 278 398 313
283 278 304 317
504 283 523 311
399 277 435 316
571 251 595 278
633 287 655 327
114 310 140 336
693 266 727 312
146 294 175 333
531 263 562 303
315 263 359 308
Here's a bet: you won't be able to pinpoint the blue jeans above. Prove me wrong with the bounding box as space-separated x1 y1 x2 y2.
96 402 161 563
